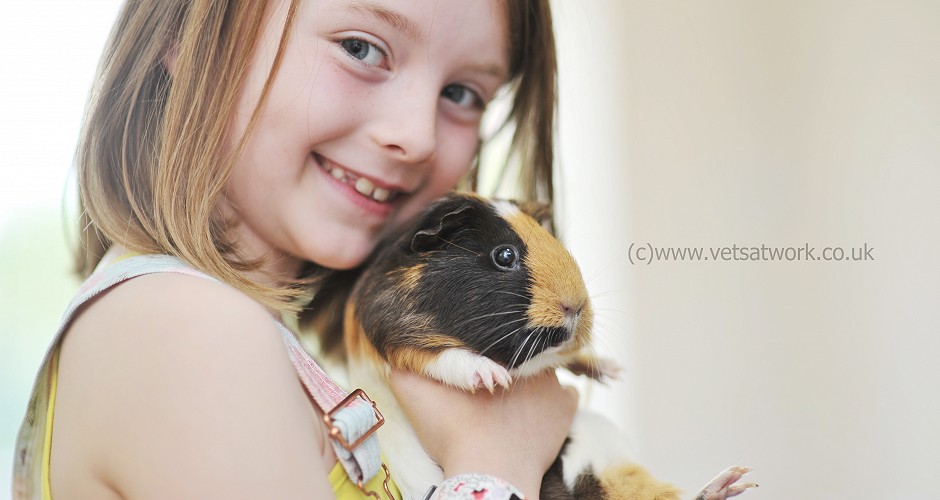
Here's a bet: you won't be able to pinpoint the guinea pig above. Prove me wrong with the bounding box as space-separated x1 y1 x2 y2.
346 192 604 389
338 192 756 500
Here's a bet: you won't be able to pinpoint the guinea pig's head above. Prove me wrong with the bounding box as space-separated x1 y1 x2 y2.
381 192 593 371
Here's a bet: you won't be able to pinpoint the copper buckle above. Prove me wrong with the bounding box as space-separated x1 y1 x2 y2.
323 388 385 452
357 463 395 500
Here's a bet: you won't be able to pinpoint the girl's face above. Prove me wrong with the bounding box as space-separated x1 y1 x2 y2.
221 0 509 278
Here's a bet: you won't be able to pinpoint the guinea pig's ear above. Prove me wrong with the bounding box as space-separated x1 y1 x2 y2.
516 200 554 233
410 203 474 252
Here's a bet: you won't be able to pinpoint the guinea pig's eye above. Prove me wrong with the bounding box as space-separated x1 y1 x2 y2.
491 245 520 271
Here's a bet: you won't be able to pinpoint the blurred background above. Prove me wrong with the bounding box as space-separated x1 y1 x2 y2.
1 1 122 497
2 1 938 499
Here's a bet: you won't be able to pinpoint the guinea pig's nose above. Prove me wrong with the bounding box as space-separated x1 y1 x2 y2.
561 302 583 318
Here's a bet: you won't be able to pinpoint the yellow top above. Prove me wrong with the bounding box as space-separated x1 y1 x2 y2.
40 350 58 500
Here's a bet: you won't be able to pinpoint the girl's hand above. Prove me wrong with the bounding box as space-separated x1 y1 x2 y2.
389 369 578 499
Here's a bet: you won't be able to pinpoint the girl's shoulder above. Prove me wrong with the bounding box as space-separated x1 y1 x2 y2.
51 263 337 498
64 266 287 370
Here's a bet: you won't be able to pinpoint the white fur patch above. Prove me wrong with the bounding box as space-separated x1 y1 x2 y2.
490 199 521 220
562 410 637 488
423 348 512 392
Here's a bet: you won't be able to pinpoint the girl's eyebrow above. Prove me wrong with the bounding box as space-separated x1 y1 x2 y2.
338 0 508 80
346 0 428 42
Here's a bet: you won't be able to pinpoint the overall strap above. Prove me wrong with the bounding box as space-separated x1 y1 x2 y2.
15 254 383 497
279 327 384 488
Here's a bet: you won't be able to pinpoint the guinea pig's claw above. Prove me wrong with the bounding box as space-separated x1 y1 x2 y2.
474 366 512 394
693 466 758 500
495 370 512 391
425 348 513 393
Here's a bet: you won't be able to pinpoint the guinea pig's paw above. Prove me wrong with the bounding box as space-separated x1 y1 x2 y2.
423 348 512 393
471 359 513 394
590 356 623 381
565 354 623 382
693 466 758 500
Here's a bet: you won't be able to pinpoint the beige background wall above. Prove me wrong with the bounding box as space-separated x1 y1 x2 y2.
554 1 940 498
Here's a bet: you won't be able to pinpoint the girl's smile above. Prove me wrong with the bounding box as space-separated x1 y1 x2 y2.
313 151 414 217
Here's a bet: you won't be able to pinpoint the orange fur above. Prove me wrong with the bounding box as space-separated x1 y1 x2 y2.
343 301 383 367
503 209 593 348
343 300 362 356
388 263 425 293
386 341 463 374
597 464 682 500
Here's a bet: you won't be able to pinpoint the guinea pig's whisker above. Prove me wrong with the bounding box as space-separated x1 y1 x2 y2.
538 335 551 363
588 288 628 301
590 319 626 347
585 262 617 286
522 329 542 365
491 290 530 301
519 332 542 365
593 330 627 354
470 316 528 338
451 310 527 333
588 303 628 318
478 323 527 357
462 309 526 322
434 236 480 256
509 332 534 369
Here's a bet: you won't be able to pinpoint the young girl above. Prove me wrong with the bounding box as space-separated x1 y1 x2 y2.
14 0 577 499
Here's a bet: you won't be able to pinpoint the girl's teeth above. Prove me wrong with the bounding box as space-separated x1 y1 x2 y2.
354 177 375 196
324 160 395 202
371 187 390 202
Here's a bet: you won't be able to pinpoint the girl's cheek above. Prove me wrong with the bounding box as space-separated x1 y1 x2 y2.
442 122 482 174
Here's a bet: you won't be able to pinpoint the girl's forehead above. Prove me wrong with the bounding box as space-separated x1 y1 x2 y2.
317 0 508 33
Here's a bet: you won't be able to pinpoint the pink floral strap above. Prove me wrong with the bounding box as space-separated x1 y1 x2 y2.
278 324 383 483
424 474 526 500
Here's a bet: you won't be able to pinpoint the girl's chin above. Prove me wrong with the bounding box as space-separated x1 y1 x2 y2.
303 199 422 270
317 256 368 271
302 239 378 271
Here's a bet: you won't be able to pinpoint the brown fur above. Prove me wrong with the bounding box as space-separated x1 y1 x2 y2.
540 453 574 499
572 472 606 499
346 295 466 375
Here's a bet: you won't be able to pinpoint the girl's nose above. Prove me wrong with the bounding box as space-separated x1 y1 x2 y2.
369 90 438 165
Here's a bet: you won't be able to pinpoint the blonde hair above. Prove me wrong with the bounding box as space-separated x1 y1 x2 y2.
75 0 558 315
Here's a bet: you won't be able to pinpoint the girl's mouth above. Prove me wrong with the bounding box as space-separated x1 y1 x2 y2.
314 153 402 204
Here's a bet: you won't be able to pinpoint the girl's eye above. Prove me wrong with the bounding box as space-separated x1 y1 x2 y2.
441 84 482 109
339 38 386 68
